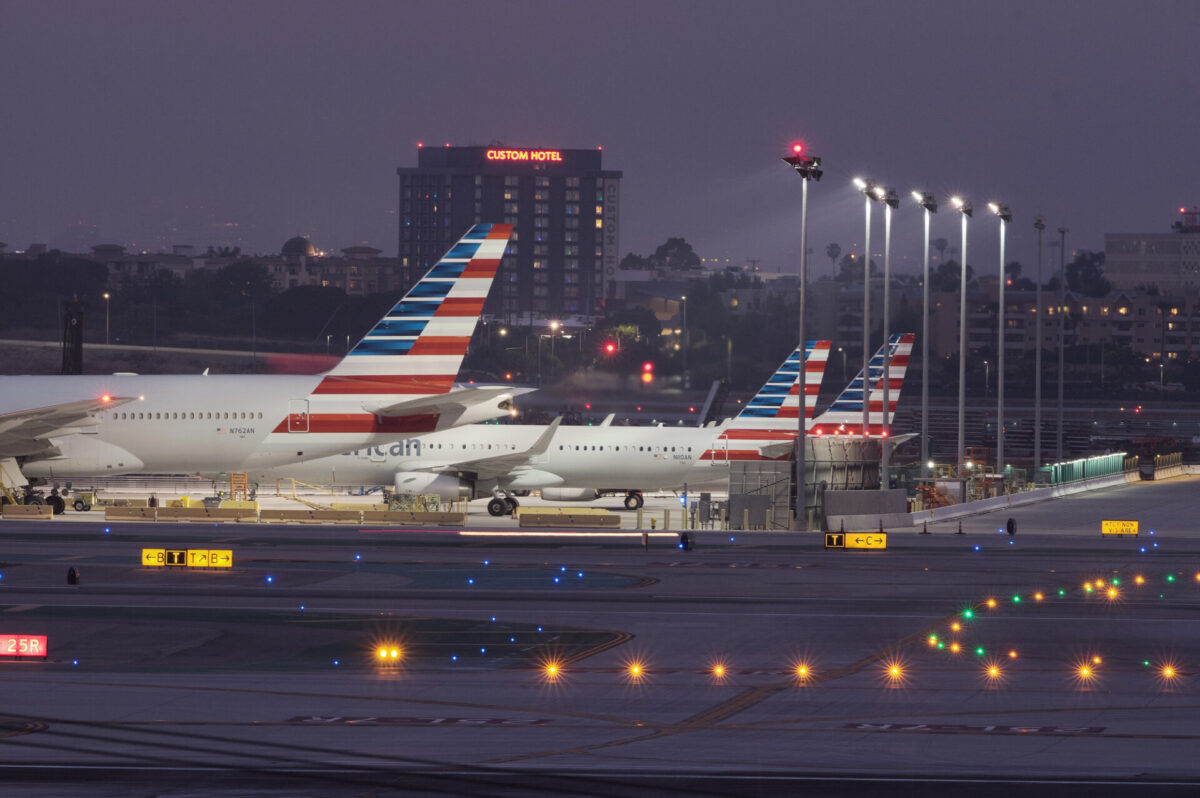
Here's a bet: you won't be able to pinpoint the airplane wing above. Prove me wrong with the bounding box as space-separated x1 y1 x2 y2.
599 413 615 427
0 396 138 457
422 417 562 482
363 385 533 419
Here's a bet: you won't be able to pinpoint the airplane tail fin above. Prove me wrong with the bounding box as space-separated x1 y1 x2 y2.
810 333 914 437
313 223 512 396
727 340 830 430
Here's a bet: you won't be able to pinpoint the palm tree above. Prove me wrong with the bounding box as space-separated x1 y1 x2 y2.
932 238 948 262
825 243 841 279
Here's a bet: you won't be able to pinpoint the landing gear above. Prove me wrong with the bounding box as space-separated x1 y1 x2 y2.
487 493 520 516
624 491 644 511
47 495 65 515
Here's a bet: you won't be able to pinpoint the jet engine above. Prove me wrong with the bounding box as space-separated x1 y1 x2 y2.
393 471 472 500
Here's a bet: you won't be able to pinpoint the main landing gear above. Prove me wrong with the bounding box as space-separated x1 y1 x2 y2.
623 491 644 511
487 493 520 517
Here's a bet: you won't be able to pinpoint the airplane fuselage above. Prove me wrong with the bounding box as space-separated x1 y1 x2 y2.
264 422 757 496
10 373 446 479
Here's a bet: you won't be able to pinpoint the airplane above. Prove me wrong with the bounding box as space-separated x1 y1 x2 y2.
263 338 848 514
2 223 519 509
262 333 914 516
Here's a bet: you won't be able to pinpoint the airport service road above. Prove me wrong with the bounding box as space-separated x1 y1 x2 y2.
1 479 1200 796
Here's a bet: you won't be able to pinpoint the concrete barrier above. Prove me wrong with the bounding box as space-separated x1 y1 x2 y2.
156 506 258 522
2 504 53 520
258 511 360 523
104 506 158 521
515 506 610 517
519 511 621 529
361 511 467 526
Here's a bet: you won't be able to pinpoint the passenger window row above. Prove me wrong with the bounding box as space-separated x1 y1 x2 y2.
112 411 265 420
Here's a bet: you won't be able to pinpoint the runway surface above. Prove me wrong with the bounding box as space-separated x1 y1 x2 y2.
2 476 1200 795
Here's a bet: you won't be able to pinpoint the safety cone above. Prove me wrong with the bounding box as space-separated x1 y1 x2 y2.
956 520 964 535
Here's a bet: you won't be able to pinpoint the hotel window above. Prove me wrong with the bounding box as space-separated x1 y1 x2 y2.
594 205 604 215
534 244 548 256
533 259 549 270
535 176 550 187
595 219 604 229
474 176 482 186
565 190 580 201
534 190 549 201
504 176 519 186
503 190 519 200
564 231 579 242
504 215 518 225
566 177 580 187
566 218 579 229
565 204 580 216
535 203 549 215
504 202 519 214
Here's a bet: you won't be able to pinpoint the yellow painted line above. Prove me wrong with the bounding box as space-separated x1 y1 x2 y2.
2 605 41 613
559 631 633 666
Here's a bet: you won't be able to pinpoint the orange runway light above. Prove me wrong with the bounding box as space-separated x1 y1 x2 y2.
1034 592 1044 601
793 661 814 682
1135 575 1145 585
986 598 997 608
951 622 961 632
1008 650 1018 659
1093 656 1103 665
950 643 961 653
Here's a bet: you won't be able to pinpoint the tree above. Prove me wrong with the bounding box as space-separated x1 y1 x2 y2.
931 259 974 292
651 237 701 271
1065 250 1110 297
825 243 841 279
932 238 949 262
1005 260 1035 291
835 253 878 282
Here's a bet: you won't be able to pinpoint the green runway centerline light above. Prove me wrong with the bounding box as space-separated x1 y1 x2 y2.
975 647 985 656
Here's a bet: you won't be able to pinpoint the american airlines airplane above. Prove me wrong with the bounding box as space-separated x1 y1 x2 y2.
266 334 913 515
264 335 914 515
2 224 518 502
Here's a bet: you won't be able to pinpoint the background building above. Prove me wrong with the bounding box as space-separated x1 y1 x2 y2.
1104 208 1200 292
397 145 622 322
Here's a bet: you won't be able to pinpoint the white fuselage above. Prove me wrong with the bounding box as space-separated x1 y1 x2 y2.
9 374 458 479
264 422 745 495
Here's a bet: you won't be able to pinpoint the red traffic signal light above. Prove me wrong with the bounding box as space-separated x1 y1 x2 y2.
642 361 654 372
604 341 617 354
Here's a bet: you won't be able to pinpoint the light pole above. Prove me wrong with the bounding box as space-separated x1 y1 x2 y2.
984 359 990 395
874 186 898 489
853 177 878 439
837 346 847 382
783 144 823 532
1033 216 1045 470
912 191 937 479
1057 227 1068 463
103 292 111 345
951 196 973 473
988 202 1012 473
681 295 688 389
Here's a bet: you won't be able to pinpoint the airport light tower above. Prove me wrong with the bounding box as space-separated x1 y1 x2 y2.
988 202 1012 473
950 196 972 473
874 186 899 489
783 143 822 532
912 191 938 478
853 178 880 441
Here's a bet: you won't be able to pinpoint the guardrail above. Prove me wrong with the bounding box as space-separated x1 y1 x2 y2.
519 511 621 528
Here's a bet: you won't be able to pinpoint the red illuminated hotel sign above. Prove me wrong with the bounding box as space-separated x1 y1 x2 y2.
485 149 563 162
1 634 47 658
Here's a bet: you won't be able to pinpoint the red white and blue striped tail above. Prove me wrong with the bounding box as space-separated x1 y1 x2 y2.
312 223 512 397
699 340 830 462
809 333 914 438
727 339 831 429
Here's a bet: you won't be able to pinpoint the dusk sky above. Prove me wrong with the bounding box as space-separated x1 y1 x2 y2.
2 0 1196 277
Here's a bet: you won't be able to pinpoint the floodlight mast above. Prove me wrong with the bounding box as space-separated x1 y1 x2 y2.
782 146 822 531
856 178 880 445
913 191 937 478
878 187 898 489
951 196 972 473
989 202 1012 472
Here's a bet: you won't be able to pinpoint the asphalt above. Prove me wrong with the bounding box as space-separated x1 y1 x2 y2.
1 476 1200 796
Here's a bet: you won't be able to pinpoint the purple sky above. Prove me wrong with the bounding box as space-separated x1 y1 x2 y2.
1 0 1196 277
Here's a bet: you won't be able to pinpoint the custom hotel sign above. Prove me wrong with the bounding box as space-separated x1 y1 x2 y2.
485 149 564 162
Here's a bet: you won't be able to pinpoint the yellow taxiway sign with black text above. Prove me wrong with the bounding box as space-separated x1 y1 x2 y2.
845 533 887 550
1101 520 1138 536
142 548 233 568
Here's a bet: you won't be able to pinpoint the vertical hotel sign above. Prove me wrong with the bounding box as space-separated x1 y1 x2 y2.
602 178 620 307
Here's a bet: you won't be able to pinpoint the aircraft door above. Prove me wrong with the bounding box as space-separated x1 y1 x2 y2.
287 399 309 432
711 434 728 465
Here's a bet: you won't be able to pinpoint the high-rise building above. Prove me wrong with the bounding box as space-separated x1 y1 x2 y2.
397 145 622 322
